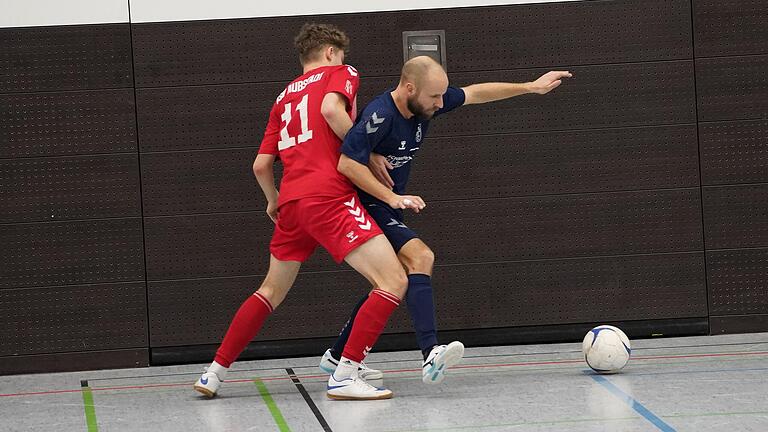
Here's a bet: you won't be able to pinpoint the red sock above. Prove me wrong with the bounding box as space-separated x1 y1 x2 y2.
214 292 273 367
342 289 400 362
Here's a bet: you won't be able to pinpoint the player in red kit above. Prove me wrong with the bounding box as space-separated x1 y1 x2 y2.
193 24 423 400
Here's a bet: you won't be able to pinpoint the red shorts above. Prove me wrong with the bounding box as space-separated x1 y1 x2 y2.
270 193 383 263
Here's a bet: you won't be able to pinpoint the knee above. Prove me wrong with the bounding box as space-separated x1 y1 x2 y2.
404 246 435 274
381 269 408 300
256 284 285 309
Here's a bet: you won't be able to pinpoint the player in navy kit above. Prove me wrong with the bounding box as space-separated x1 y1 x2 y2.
320 56 572 383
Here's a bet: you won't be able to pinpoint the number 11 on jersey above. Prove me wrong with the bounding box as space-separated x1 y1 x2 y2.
278 94 314 150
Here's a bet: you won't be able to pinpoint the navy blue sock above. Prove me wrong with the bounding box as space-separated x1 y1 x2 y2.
406 274 439 357
329 294 368 360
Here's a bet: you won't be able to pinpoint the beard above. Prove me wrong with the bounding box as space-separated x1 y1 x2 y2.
406 96 436 120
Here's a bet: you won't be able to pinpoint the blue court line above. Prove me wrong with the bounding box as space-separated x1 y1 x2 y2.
587 372 676 432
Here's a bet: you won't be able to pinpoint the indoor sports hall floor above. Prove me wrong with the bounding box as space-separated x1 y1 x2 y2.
2 332 767 432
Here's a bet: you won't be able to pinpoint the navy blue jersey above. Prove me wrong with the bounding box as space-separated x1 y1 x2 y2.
341 86 465 207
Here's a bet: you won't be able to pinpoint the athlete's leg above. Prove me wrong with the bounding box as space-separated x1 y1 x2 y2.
194 256 300 397
398 239 439 355
398 239 464 384
324 234 407 400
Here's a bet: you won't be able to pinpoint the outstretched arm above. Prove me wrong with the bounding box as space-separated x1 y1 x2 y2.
462 70 572 105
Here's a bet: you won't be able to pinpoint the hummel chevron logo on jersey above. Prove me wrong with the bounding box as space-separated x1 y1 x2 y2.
344 197 356 208
386 218 407 228
348 206 362 217
366 112 385 134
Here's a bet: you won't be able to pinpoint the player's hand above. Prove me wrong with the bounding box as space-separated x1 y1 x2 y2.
389 195 426 213
529 71 572 94
266 200 279 223
368 153 394 188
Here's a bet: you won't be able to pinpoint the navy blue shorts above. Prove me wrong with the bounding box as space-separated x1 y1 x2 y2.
364 202 418 252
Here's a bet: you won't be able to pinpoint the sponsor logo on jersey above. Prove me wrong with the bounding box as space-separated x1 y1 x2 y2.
415 123 423 142
386 155 413 169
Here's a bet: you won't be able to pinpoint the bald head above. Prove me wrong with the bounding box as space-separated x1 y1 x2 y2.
394 56 450 120
400 56 447 87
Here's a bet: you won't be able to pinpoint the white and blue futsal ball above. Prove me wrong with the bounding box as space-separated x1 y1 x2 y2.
582 325 631 373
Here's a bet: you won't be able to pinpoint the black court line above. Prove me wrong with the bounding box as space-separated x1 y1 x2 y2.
286 368 332 432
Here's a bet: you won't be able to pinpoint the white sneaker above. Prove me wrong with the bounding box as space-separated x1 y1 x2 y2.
327 374 393 400
194 368 222 398
319 349 384 380
422 341 465 385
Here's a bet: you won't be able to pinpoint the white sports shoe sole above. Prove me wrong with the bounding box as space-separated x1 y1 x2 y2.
423 341 465 385
327 375 393 400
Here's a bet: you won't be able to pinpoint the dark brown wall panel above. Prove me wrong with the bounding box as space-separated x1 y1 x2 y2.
412 125 699 201
136 83 283 152
408 189 702 264
708 249 768 315
432 253 707 330
132 0 691 87
0 89 137 158
148 252 705 346
431 0 692 71
0 282 147 356
696 55 768 122
361 61 696 136
131 13 419 86
0 219 144 289
141 149 262 216
700 119 768 186
144 188 702 281
0 154 141 223
148 272 372 346
694 0 768 57
703 184 768 249
144 213 337 281
0 23 132 93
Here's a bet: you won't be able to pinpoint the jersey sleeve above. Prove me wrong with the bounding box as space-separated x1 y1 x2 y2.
257 103 280 155
341 108 392 165
325 65 360 107
434 86 466 117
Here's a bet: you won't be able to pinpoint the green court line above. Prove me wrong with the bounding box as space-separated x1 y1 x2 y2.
253 378 292 432
81 384 99 432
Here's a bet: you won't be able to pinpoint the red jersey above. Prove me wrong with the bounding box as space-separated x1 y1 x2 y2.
258 64 360 207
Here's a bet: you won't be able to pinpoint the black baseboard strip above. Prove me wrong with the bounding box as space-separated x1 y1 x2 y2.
711 314 768 334
151 317 709 366
0 348 149 376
